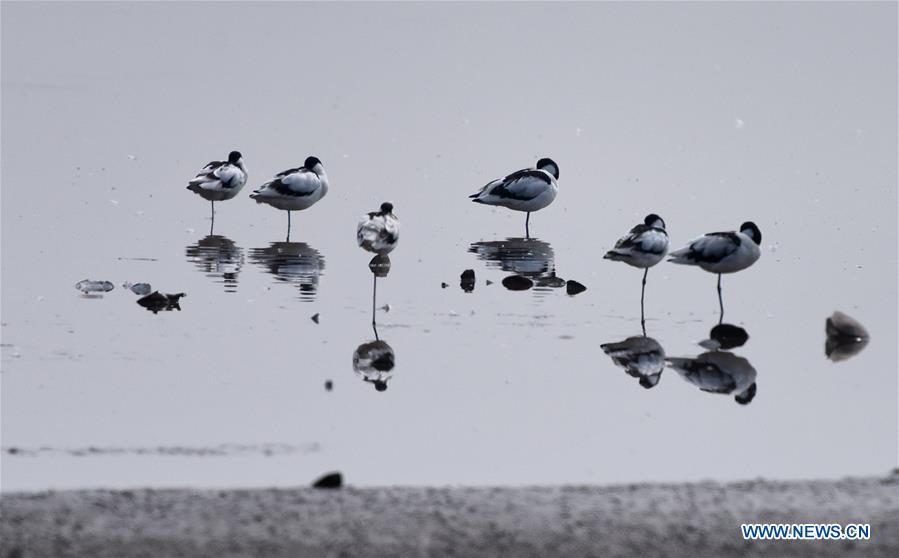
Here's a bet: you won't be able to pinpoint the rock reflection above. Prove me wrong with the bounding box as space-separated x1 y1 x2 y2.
825 311 870 362
185 235 244 293
353 255 395 392
469 238 566 295
699 323 749 350
249 241 325 301
137 292 185 314
601 336 666 389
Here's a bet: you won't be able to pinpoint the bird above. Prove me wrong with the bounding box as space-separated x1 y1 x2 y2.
666 351 757 405
604 214 669 332
469 158 559 237
186 150 248 232
250 156 328 240
668 221 762 322
357 202 400 255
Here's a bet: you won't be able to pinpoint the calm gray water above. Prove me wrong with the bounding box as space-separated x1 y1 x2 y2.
2 2 896 491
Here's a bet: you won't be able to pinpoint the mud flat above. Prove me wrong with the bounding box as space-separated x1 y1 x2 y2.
2 474 897 557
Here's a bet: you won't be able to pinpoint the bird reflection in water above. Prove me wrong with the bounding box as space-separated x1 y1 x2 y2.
601 336 666 389
185 235 244 293
248 242 325 301
353 255 395 392
469 237 566 295
666 322 757 405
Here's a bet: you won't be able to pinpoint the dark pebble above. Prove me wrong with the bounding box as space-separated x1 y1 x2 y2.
502 275 534 291
312 472 343 489
566 280 587 295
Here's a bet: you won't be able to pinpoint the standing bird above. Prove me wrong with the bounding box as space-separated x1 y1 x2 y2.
604 214 669 332
469 158 559 237
357 202 400 255
250 156 328 240
668 221 762 322
186 150 248 232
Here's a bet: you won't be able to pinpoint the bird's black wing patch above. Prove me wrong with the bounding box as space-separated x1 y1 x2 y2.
693 232 741 263
488 169 550 200
276 166 305 177
271 177 315 197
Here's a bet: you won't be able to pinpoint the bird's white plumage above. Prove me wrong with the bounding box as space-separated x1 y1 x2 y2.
187 157 248 202
604 221 669 269
669 230 760 274
250 161 328 211
470 162 559 213
357 207 400 255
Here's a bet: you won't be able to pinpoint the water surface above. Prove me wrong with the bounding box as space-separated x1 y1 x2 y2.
2 2 896 490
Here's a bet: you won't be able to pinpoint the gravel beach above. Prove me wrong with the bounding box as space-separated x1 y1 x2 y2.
2 474 897 557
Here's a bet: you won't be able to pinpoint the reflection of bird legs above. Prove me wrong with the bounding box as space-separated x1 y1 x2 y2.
717 273 724 325
525 212 531 239
371 274 380 340
640 268 648 336
210 201 215 235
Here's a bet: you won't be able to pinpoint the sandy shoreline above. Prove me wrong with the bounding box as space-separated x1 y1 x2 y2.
2 474 897 557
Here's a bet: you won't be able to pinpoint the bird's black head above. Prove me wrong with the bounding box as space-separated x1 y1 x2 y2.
374 380 388 392
644 213 665 229
536 157 559 179
228 151 242 163
735 382 757 405
304 156 322 169
740 221 762 245
380 202 394 214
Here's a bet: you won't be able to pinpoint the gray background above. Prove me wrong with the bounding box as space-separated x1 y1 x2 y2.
2 1 896 490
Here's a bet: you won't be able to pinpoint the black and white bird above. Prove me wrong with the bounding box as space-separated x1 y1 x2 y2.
666 351 758 405
668 221 762 322
250 156 328 240
469 158 559 237
604 214 669 331
186 150 248 230
357 202 399 255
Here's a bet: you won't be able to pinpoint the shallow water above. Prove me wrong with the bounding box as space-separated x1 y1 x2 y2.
1 2 896 491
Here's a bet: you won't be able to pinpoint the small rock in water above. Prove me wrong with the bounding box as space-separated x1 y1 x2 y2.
75 279 114 294
485 279 494 286
566 280 587 296
123 282 152 295
312 472 342 489
137 291 186 314
441 282 449 289
311 313 320 324
324 380 333 391
460 269 476 293
502 275 534 291
381 304 391 312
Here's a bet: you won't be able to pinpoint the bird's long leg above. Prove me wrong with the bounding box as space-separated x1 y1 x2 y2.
286 211 292 242
210 201 215 235
717 273 724 324
641 268 648 336
525 212 531 238
372 275 378 339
